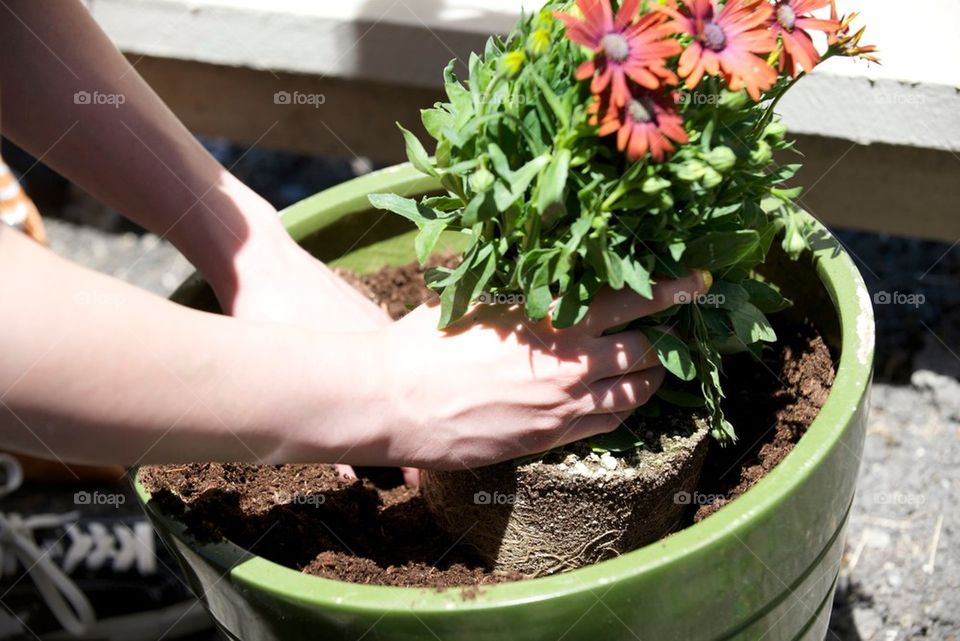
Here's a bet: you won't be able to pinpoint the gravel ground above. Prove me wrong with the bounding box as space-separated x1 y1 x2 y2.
17 148 960 640
826 230 960 640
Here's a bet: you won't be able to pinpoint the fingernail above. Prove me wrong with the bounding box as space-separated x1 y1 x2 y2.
698 270 713 292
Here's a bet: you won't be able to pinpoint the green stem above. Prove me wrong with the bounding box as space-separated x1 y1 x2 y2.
601 183 627 211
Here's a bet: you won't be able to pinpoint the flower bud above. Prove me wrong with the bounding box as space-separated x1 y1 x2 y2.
750 140 772 165
702 166 723 188
704 146 736 173
763 121 787 141
500 50 526 77
526 28 551 58
469 166 495 192
642 175 671 194
675 159 706 183
784 229 807 257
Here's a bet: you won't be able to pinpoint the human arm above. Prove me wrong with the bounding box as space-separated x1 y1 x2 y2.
0 227 708 468
0 0 386 330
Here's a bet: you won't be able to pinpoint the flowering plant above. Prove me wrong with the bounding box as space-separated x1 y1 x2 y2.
371 0 875 446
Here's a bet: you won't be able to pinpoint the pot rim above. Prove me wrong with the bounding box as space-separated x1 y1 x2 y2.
133 162 875 613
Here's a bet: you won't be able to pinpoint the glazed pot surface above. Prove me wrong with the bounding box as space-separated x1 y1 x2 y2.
134 164 874 641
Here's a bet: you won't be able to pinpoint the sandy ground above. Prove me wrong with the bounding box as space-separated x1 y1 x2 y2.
34 181 960 640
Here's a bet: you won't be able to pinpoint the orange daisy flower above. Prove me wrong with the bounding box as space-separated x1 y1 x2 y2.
770 0 840 77
590 85 688 162
827 1 879 63
658 0 778 101
556 0 681 107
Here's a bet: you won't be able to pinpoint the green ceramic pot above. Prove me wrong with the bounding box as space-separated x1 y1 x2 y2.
132 164 874 641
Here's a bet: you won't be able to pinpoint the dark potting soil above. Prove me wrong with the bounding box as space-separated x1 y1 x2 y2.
140 258 835 588
692 324 836 522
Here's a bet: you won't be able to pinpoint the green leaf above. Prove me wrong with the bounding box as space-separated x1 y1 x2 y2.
442 59 471 114
772 186 803 199
552 272 598 329
493 155 550 210
437 245 495 327
487 143 512 178
468 52 483 110
529 69 570 129
683 230 760 271
421 107 452 140
668 241 686 263
742 279 792 313
642 328 697 381
589 424 647 453
462 191 497 226
524 285 553 320
708 280 749 311
414 220 447 263
368 193 446 226
604 249 624 290
397 124 437 177
429 243 477 289
769 164 801 184
621 255 653 298
729 302 777 344
536 149 570 223
518 249 559 315
421 195 463 210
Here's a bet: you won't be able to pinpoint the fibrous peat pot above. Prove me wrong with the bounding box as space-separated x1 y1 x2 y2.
422 412 710 576
133 165 874 641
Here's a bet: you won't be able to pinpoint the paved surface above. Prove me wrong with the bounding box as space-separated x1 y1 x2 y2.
30 165 960 640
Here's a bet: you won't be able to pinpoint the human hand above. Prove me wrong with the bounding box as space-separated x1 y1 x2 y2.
219 227 407 480
227 233 405 481
373 270 711 470
225 239 390 332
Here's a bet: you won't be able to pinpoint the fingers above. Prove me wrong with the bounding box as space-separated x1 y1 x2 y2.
336 464 418 488
335 464 357 480
583 270 712 336
581 366 665 414
592 330 660 378
550 410 636 448
538 367 664 451
401 467 420 487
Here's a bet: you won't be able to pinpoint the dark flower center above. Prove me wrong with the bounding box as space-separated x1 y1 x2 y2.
701 21 727 51
628 98 655 124
600 33 630 62
776 3 797 30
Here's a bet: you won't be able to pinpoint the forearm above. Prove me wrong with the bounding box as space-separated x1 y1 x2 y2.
0 0 287 300
0 228 387 466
